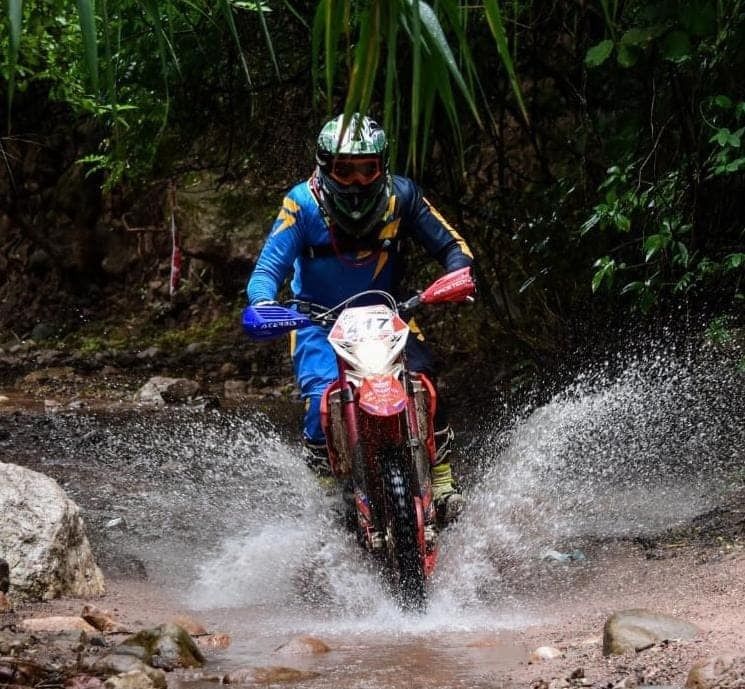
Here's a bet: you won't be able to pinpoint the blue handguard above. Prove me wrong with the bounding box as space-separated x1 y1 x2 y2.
241 304 312 340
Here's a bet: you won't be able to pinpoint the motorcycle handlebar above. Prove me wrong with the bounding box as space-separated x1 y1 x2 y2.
287 291 424 326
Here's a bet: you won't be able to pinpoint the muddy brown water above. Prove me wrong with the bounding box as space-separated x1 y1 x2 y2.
2 346 744 687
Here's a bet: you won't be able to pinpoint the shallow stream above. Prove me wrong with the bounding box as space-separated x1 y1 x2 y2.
2 344 743 687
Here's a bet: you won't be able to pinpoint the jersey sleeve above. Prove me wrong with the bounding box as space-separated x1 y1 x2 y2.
400 178 474 272
246 193 305 304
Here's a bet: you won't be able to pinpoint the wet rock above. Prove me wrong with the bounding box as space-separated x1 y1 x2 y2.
104 670 160 689
133 377 200 406
65 674 106 689
542 549 586 563
530 646 563 662
195 634 231 651
686 654 745 688
135 347 161 361
23 367 77 384
115 623 205 670
21 616 98 634
224 379 248 400
30 323 57 341
219 362 239 379
0 657 50 686
190 395 221 410
225 666 321 684
82 605 130 634
0 630 30 655
0 462 105 600
35 349 64 366
273 636 331 656
603 609 699 656
81 655 166 688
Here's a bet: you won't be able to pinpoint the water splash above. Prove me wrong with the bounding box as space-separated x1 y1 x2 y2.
8 341 742 630
435 344 744 607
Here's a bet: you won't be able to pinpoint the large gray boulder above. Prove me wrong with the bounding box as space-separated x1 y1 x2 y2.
0 462 105 600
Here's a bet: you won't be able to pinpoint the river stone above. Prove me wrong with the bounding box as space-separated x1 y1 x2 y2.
81 655 166 688
0 657 51 686
23 367 76 384
116 623 205 670
104 670 159 689
21 616 98 634
603 609 699 656
82 604 130 634
686 655 745 688
530 646 563 661
134 377 200 405
195 633 231 651
0 462 105 600
226 666 321 684
274 635 331 655
65 675 106 689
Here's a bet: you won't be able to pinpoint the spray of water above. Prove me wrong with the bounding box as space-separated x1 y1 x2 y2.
188 343 743 629
13 342 741 631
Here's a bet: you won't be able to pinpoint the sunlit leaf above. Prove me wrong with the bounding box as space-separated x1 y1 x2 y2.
585 39 614 67
724 253 745 270
616 43 639 68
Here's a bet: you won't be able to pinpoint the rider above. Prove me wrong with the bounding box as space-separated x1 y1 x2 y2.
246 113 474 524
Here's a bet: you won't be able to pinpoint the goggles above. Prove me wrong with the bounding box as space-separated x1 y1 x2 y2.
329 155 383 186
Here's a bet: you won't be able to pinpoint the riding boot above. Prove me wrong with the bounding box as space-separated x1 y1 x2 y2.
431 425 464 526
303 440 332 477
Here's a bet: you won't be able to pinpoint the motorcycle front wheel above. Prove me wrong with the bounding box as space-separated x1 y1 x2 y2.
381 450 427 611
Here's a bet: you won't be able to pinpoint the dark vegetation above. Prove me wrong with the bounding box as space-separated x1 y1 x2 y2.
0 0 743 399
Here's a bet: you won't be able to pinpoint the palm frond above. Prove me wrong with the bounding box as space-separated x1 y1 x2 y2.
483 0 529 126
76 0 99 91
6 0 23 128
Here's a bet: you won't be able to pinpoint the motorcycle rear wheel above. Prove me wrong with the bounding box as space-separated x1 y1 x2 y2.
381 452 427 611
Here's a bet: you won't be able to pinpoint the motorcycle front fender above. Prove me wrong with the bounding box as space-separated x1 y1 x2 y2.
358 375 407 416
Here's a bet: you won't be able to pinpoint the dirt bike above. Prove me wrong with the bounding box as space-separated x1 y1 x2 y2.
242 267 475 609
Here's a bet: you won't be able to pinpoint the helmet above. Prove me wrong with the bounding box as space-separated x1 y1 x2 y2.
314 113 390 239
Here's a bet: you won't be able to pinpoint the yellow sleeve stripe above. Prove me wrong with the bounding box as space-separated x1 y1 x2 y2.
271 196 300 235
284 197 300 213
423 197 473 259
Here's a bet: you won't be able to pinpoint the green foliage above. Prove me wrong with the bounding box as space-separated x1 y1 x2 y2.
311 0 486 173
580 0 745 314
1 0 289 183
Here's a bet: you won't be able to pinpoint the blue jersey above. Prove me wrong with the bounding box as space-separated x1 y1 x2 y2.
247 175 473 307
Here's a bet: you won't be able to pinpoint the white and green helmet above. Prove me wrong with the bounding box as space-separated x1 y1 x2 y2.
315 113 391 239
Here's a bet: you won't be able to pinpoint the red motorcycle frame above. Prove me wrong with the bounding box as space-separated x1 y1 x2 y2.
243 266 474 609
317 267 474 608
